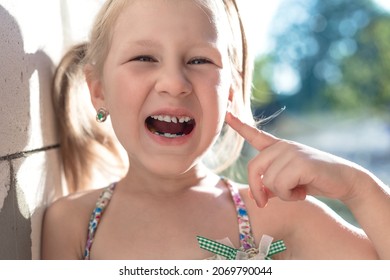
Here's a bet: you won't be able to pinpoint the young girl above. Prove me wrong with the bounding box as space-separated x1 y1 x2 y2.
41 0 390 260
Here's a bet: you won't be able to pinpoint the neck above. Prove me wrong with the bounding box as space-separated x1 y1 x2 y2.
119 162 220 196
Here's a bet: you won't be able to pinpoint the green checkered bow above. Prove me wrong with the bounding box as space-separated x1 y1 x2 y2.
265 239 286 260
197 236 238 260
196 236 286 260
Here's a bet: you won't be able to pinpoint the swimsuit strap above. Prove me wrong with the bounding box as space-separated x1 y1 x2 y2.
84 182 116 260
83 178 257 259
221 177 257 251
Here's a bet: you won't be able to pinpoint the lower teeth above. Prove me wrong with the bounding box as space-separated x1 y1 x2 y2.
154 132 185 138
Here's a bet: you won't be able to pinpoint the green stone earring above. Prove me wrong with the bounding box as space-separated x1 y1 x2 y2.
96 108 108 123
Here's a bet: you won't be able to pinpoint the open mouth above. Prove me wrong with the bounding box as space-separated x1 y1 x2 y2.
145 115 196 138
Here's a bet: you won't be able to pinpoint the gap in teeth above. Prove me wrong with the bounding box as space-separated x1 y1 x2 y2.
150 115 192 123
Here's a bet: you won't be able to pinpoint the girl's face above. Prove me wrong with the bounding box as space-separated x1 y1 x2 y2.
93 0 233 177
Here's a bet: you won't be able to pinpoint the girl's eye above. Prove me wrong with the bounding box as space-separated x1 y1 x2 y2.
131 56 156 62
189 58 212 65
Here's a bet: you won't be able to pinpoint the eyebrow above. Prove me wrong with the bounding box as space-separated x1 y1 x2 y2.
129 39 220 50
132 40 163 48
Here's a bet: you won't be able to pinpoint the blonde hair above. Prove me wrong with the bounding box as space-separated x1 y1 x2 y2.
202 0 254 173
53 0 253 193
53 0 128 193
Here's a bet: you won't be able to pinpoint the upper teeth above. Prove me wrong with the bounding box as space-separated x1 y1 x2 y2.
150 115 192 123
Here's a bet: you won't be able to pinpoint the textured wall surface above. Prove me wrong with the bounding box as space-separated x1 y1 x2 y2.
0 0 101 260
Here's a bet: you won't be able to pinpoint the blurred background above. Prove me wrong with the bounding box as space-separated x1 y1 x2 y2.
235 0 390 225
6 0 387 230
0 0 388 259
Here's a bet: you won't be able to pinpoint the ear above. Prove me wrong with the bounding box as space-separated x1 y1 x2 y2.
84 64 105 110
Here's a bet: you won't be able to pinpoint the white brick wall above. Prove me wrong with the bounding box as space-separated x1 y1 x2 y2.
0 0 102 260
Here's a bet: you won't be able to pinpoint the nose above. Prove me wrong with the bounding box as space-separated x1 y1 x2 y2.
155 63 192 97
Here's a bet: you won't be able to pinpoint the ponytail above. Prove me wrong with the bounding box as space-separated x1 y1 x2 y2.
52 43 126 193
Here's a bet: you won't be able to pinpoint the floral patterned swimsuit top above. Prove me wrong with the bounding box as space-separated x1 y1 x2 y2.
84 178 286 260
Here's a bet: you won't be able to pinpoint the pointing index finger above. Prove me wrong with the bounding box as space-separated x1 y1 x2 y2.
225 111 279 151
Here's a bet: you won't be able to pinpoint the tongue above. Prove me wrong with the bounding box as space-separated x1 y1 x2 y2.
151 119 186 135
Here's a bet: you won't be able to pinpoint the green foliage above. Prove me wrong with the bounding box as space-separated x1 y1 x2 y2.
324 16 390 112
251 56 274 106
246 1 390 224
252 0 390 115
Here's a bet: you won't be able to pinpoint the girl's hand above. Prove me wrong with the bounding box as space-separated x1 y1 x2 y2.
225 111 363 208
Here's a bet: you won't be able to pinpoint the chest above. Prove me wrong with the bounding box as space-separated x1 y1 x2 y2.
89 192 243 259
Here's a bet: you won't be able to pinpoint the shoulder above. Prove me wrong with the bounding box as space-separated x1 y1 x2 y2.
232 181 304 233
231 181 373 259
41 187 106 259
48 187 107 213
231 180 345 229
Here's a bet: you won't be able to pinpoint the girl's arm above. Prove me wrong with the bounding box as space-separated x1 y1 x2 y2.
225 111 390 259
41 192 96 260
41 197 83 259
342 169 390 259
